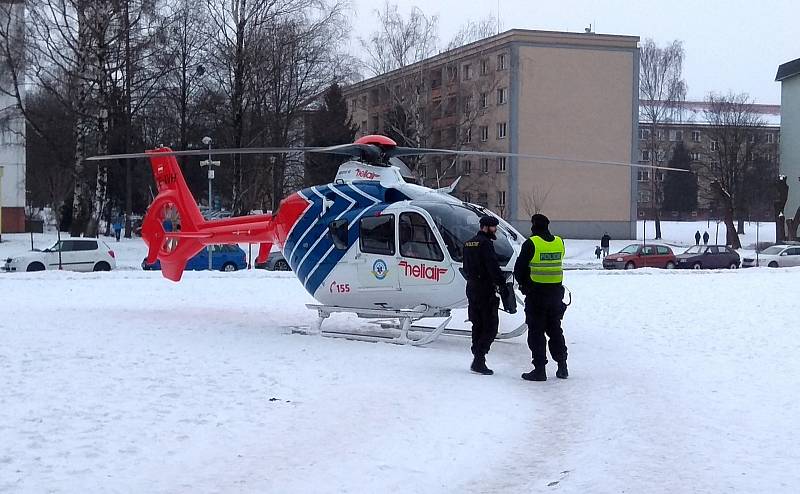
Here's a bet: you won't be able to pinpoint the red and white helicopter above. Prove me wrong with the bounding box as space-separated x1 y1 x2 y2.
89 135 681 345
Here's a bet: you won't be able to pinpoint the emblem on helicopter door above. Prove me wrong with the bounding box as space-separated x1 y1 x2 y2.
371 259 388 280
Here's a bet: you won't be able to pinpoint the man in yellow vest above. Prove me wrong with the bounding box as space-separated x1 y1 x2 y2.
513 214 568 381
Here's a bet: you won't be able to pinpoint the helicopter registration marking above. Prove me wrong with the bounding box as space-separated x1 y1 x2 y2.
329 281 351 294
398 260 448 282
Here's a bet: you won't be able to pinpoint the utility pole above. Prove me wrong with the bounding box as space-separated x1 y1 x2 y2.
200 136 220 270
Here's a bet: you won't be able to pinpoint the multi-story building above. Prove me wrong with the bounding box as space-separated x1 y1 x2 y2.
0 0 26 234
637 100 780 220
344 29 640 239
776 57 800 239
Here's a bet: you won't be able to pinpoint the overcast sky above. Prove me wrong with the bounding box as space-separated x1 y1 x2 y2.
348 0 798 105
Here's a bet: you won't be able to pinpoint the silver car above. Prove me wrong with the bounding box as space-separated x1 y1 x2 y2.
742 245 800 268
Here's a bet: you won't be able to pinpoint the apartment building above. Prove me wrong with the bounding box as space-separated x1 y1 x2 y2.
344 29 640 239
0 0 26 234
776 57 800 238
637 101 780 220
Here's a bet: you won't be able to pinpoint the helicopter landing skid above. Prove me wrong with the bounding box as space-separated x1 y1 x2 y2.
305 304 453 346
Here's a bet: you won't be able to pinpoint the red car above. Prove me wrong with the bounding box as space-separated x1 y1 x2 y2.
603 244 677 270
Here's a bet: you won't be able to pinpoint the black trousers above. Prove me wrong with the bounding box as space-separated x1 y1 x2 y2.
525 290 568 367
467 287 499 358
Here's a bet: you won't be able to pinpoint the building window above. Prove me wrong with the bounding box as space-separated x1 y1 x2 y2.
497 53 507 70
463 192 472 203
418 165 426 178
463 63 472 80
692 130 701 142
480 59 488 75
690 152 700 161
479 125 489 142
497 157 507 172
669 129 683 142
361 120 367 134
478 192 488 206
370 115 379 133
766 133 774 144
496 122 507 139
464 127 472 144
764 152 773 162
657 150 666 162
637 170 650 182
655 171 665 181
446 65 457 82
462 160 472 175
748 134 756 144
711 140 720 151
657 129 665 140
638 190 652 203
361 95 367 108
497 190 506 206
639 128 651 140
640 150 651 162
496 87 507 105
463 96 472 116
480 92 488 108
481 158 490 173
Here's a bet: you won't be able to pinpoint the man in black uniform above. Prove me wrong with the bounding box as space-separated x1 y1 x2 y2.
514 214 569 381
462 215 509 375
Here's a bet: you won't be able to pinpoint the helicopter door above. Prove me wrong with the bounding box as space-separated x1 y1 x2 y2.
356 214 399 291
397 211 454 289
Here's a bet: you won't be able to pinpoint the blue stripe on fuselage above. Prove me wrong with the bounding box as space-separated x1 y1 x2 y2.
304 202 388 296
293 185 357 282
283 187 327 269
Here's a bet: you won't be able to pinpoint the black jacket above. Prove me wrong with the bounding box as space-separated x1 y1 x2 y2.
462 230 506 292
514 227 562 296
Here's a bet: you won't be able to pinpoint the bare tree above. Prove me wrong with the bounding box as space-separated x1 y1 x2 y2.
639 39 687 239
445 15 498 51
521 183 555 217
700 92 768 249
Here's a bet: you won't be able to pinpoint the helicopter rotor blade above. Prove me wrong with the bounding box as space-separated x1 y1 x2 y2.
85 147 317 161
389 147 689 172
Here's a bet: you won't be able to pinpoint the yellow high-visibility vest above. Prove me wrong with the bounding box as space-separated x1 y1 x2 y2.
529 235 565 284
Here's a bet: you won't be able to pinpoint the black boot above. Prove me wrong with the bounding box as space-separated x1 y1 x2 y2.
556 361 569 379
470 356 494 375
521 367 546 381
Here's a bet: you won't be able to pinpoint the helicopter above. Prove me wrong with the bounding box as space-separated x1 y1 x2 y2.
88 134 684 345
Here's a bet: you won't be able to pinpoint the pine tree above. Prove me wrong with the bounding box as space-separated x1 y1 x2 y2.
661 141 697 213
305 84 358 186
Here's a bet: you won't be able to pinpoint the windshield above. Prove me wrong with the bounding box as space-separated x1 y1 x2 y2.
619 244 639 254
413 202 515 265
684 245 704 254
761 246 785 255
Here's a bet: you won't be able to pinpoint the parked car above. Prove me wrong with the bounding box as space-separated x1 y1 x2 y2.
742 245 800 268
676 245 740 269
603 244 676 270
255 250 291 271
3 238 116 272
142 244 246 272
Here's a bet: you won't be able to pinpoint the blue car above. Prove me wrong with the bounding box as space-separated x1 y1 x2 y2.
142 244 247 272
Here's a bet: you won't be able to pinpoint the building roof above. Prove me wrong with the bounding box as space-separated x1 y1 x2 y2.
776 57 800 82
639 100 780 127
345 28 639 94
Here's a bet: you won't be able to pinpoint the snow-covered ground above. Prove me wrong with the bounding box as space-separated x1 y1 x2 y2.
2 221 799 492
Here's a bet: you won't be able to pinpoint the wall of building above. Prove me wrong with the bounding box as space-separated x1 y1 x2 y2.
0 0 26 233
512 40 638 239
781 76 800 226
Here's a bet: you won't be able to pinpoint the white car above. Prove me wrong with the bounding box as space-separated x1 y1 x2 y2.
741 245 800 268
3 238 116 273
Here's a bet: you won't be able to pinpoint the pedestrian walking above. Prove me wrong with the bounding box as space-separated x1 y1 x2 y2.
703 231 709 245
601 232 611 257
695 231 701 245
112 216 123 242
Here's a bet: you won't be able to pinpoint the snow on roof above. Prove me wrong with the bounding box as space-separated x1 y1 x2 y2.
640 100 781 128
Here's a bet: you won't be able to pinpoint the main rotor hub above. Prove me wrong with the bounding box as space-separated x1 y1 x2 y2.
354 135 397 149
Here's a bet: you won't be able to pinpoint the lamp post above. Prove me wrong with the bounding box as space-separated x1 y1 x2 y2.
200 137 220 270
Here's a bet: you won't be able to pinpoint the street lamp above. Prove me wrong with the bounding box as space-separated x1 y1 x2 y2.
200 136 220 270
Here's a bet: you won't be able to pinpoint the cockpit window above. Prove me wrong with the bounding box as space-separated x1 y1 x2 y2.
412 202 515 265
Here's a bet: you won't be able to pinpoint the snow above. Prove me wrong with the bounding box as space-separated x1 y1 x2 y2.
2 223 799 492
